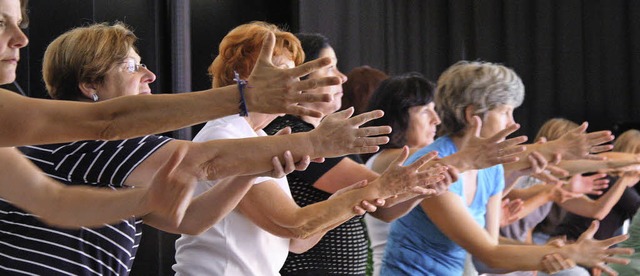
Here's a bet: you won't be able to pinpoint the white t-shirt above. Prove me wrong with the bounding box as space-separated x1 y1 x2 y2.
173 115 292 276
363 152 390 276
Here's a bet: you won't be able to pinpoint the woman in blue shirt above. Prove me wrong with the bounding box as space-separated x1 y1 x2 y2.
381 61 633 276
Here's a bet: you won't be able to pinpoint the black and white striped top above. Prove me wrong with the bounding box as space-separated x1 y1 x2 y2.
0 135 171 276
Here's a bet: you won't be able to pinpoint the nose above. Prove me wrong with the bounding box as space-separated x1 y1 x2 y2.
337 69 347 84
431 110 442 125
10 26 28 49
141 66 156 84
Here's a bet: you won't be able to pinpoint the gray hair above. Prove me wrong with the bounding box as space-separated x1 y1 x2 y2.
435 60 525 136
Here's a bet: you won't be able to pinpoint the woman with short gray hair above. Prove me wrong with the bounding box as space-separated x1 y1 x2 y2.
381 60 632 276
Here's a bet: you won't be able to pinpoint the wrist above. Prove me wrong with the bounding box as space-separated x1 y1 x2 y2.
303 131 321 158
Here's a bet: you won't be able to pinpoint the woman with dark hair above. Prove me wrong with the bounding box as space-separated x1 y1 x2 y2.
340 65 388 115
363 72 440 275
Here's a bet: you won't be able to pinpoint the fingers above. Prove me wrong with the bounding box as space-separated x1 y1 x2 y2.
270 155 286 178
593 264 618 276
286 56 333 79
294 155 311 172
283 105 324 118
409 150 439 171
579 220 600 241
546 164 570 179
390 146 410 167
291 76 342 92
256 32 276 66
590 145 614 155
600 235 631 249
274 127 292 136
602 255 632 265
410 186 437 197
487 123 521 143
326 106 355 121
348 109 385 127
355 126 393 138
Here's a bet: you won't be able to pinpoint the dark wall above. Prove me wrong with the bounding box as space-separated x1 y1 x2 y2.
298 0 640 138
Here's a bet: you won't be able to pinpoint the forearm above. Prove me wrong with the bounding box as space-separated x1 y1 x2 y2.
503 142 563 172
39 184 150 228
145 176 255 235
283 185 383 238
562 179 628 219
512 189 554 221
370 194 423 222
190 133 320 180
289 229 329 254
478 244 563 271
4 86 240 147
0 147 151 228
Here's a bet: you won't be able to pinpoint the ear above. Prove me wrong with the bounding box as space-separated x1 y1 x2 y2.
78 82 99 100
464 105 476 124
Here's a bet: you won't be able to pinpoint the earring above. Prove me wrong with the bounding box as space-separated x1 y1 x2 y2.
92 93 99 102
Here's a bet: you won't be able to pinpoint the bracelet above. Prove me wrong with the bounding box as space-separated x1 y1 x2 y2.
233 71 249 117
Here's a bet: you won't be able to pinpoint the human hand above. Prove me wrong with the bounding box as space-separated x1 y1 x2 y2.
456 116 527 170
564 173 609 196
245 32 343 118
374 147 448 198
144 144 197 227
329 180 385 215
540 253 577 275
551 122 614 161
499 198 524 227
567 220 633 275
310 107 391 157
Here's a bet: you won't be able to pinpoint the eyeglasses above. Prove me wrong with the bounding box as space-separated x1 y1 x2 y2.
120 59 147 74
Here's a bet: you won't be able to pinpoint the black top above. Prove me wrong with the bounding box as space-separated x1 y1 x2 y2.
264 115 367 275
552 176 640 241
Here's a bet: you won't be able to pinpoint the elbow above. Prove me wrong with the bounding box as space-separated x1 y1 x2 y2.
97 118 122 141
180 227 208 236
287 226 314 240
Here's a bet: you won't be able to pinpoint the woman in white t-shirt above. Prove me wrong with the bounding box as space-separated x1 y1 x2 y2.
173 22 453 275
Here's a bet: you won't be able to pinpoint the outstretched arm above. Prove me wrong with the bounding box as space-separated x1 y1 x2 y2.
504 122 614 172
182 108 391 180
0 146 194 228
232 149 445 241
1 32 340 147
421 191 632 272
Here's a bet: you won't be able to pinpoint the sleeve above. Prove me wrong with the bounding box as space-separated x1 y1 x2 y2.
48 136 172 186
490 165 506 197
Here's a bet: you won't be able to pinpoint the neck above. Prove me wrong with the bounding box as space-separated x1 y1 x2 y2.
244 113 271 132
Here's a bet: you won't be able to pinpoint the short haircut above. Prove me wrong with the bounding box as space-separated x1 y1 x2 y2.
43 22 137 100
210 21 303 88
366 72 435 150
435 60 525 136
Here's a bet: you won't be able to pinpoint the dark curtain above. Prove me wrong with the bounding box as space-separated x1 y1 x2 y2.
299 0 640 137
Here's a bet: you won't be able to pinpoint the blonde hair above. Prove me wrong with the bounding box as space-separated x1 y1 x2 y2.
43 22 137 100
435 60 525 136
534 118 579 142
613 129 640 154
210 21 304 88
